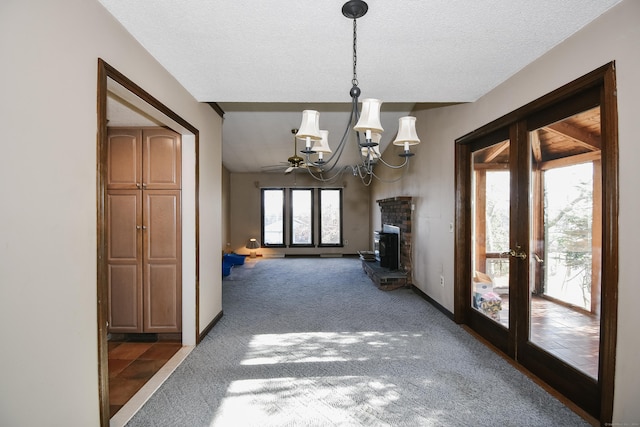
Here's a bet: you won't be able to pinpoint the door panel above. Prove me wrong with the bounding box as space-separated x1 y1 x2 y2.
108 265 141 331
146 264 180 330
471 141 511 328
107 190 142 332
143 129 182 190
515 107 603 413
143 190 182 332
528 151 601 379
107 129 142 189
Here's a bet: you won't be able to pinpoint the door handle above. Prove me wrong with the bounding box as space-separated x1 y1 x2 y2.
501 245 527 260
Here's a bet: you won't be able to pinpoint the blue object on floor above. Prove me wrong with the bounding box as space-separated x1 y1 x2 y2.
222 260 233 277
224 253 247 266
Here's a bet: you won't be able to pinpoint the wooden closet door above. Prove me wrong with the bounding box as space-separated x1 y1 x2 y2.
143 190 182 332
143 129 182 190
107 129 142 189
107 190 143 333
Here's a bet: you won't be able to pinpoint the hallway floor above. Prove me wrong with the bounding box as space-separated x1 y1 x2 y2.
108 340 181 417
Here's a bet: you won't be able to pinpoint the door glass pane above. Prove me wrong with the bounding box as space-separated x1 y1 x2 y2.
291 189 312 245
262 189 284 245
471 139 510 327
544 163 593 307
528 106 601 379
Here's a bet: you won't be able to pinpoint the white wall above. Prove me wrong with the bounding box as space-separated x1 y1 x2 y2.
0 0 222 425
371 0 640 422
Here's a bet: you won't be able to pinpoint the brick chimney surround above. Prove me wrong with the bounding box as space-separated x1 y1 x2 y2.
362 196 413 291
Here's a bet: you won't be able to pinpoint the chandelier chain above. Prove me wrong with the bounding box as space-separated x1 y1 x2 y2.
352 18 358 87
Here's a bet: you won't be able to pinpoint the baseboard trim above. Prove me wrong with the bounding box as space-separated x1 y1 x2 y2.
410 285 454 321
283 253 360 258
198 310 223 342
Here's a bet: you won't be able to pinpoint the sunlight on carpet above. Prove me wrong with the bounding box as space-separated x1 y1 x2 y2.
241 331 424 365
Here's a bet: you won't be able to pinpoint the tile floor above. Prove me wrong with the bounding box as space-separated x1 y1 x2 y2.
108 340 182 417
529 296 600 378
490 295 599 378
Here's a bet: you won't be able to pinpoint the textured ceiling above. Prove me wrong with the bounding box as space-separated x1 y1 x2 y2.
99 0 621 172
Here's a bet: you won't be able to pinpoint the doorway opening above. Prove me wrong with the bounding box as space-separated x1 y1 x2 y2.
97 59 200 425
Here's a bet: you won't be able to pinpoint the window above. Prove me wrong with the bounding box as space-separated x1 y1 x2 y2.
319 188 342 246
290 189 314 246
261 189 285 247
260 187 343 247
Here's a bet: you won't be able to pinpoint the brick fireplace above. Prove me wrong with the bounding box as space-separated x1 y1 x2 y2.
377 196 413 284
362 196 414 291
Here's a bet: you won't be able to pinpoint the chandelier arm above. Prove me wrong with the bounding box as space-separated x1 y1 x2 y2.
359 167 373 186
323 111 353 168
356 164 369 180
303 95 358 171
303 131 348 173
306 164 350 183
373 155 410 169
369 159 412 183
328 94 360 167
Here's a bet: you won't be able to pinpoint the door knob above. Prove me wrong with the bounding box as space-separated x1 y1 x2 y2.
501 245 527 260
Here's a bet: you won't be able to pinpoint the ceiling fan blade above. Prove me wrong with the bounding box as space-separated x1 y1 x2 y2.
285 166 294 174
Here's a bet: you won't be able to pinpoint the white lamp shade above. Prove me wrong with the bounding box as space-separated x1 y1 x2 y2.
296 110 322 140
392 116 420 146
246 238 260 249
311 130 332 153
354 98 384 134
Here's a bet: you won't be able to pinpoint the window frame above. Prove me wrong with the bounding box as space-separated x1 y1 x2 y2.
261 188 286 248
289 188 315 247
318 188 344 247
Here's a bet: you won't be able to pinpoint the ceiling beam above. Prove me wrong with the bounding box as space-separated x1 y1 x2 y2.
543 121 601 151
531 129 543 163
481 140 510 163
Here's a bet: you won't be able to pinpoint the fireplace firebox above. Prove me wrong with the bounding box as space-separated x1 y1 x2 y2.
374 224 400 270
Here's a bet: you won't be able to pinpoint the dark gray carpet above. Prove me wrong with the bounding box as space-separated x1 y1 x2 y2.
126 257 588 426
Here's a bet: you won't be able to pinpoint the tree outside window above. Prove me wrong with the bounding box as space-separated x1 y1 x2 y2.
319 189 342 246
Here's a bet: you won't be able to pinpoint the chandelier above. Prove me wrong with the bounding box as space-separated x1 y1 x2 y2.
295 0 420 185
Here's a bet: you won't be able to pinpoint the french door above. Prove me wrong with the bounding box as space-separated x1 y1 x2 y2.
454 64 618 423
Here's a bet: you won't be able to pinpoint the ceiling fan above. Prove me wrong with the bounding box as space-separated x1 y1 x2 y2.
262 129 318 174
